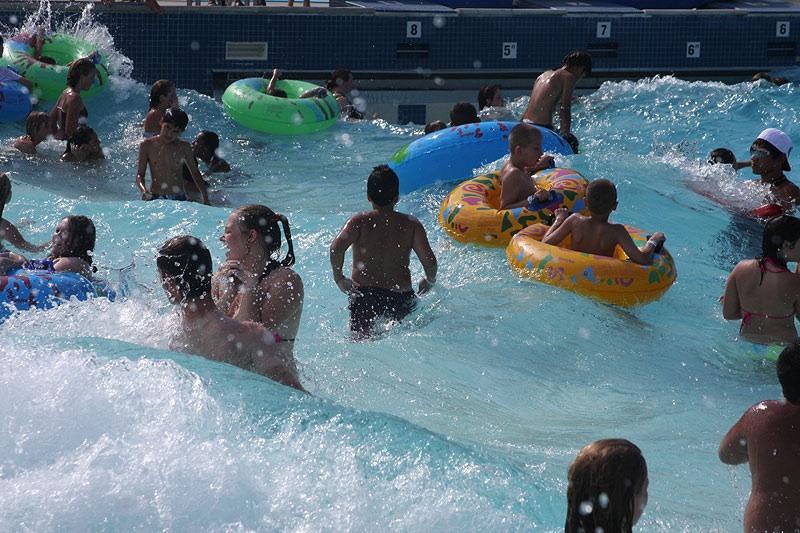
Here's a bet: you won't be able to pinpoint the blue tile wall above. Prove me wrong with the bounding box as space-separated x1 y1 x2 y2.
1 6 798 94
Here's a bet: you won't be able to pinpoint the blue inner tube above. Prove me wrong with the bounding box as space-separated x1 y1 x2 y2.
0 80 32 123
0 269 116 322
388 121 574 194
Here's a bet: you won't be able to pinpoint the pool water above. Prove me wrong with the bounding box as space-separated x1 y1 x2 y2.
2 10 799 531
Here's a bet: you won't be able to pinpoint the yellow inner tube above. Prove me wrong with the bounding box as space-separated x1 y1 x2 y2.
438 168 589 247
506 223 677 307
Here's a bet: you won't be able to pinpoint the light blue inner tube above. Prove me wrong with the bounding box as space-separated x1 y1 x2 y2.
388 121 574 195
0 81 32 123
0 269 116 322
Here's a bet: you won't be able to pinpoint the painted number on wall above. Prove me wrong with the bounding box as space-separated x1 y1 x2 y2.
686 42 701 58
777 21 790 37
596 22 611 39
502 42 517 59
407 21 421 39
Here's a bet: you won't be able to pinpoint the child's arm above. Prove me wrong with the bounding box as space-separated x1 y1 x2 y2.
617 228 664 265
558 75 576 136
542 208 575 246
184 149 210 205
0 219 47 252
722 264 743 320
135 141 152 199
732 160 751 170
500 169 547 209
266 68 281 94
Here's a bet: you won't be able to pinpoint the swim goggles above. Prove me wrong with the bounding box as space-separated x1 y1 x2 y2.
750 147 772 159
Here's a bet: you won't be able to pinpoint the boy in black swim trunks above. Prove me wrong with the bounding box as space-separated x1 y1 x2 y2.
329 165 438 339
135 107 209 204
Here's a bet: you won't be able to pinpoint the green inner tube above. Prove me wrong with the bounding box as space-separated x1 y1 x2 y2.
222 78 340 135
2 33 111 102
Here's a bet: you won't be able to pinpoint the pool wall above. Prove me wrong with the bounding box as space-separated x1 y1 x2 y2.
2 3 799 122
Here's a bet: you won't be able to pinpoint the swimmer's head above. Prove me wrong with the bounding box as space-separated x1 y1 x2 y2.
708 148 736 165
367 164 399 207
566 439 648 533
772 76 789 86
751 72 772 83
449 102 480 127
67 58 97 90
66 126 103 161
509 122 542 151
760 215 800 267
753 128 792 172
586 179 618 216
25 111 49 141
326 68 354 93
51 215 95 265
227 205 296 273
193 130 220 160
478 84 502 110
161 107 189 138
157 235 213 302
563 50 592 77
778 340 800 404
149 79 177 110
424 120 447 135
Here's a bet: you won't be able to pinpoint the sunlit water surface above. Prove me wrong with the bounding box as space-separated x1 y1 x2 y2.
2 10 800 530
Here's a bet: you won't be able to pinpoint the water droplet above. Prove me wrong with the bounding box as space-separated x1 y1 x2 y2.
579 500 593 515
9 15 18 25
433 15 445 28
473 60 482 69
190 41 200 51
434 77 444 87
598 492 609 508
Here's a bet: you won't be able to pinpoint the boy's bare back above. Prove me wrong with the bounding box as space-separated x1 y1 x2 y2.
720 400 800 531
138 136 194 198
523 69 575 127
176 309 303 390
346 210 419 291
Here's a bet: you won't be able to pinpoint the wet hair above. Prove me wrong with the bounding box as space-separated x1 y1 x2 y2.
0 173 11 220
232 204 296 279
778 340 800 404
25 111 49 138
66 58 96 89
64 125 99 156
449 102 480 127
565 439 647 533
758 215 800 274
196 130 220 151
772 76 789 86
52 215 96 266
163 107 189 132
156 235 213 300
268 88 288 98
424 120 447 134
367 164 399 207
478 84 501 110
149 80 175 110
751 72 772 83
708 148 736 165
586 179 617 216
563 50 592 76
326 68 352 91
508 122 542 151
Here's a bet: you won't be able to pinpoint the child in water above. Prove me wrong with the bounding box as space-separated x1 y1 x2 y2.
565 439 649 533
541 179 665 265
0 174 46 254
